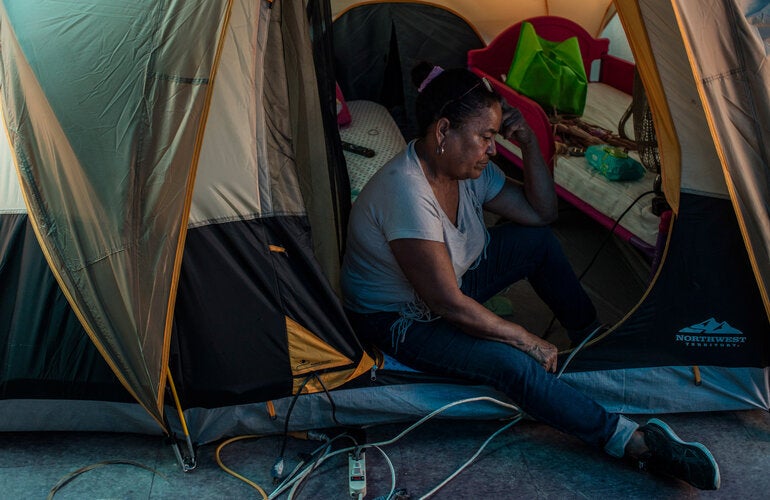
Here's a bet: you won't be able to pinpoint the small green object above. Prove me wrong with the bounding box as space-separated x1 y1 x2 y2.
585 145 645 181
484 295 514 316
505 22 588 115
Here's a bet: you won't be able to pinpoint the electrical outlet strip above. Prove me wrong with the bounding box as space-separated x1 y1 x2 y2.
348 450 366 498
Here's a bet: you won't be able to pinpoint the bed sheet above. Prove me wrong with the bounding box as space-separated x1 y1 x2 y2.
496 83 660 247
339 100 407 201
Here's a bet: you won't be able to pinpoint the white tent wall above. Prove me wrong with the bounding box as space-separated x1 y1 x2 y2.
601 15 634 62
191 1 276 227
673 0 770 318
635 0 729 198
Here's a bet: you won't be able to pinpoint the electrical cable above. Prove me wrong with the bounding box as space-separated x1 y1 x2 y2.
221 397 524 498
543 189 655 340
267 396 521 499
274 375 315 481
47 460 166 500
286 466 314 499
368 397 518 449
286 444 330 500
311 372 342 427
279 375 314 456
282 459 310 494
215 431 353 499
269 432 358 499
372 445 397 500
417 415 523 500
557 323 605 377
576 190 655 282
215 435 270 499
213 372 345 496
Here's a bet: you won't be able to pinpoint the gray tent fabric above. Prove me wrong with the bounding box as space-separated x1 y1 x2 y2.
674 0 770 317
0 0 232 426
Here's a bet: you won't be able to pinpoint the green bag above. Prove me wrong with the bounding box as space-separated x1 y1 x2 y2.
505 22 588 115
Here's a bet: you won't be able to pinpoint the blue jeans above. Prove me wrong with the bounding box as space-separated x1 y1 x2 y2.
347 224 625 452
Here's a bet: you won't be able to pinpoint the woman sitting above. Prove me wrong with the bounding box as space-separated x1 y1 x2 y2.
340 62 719 490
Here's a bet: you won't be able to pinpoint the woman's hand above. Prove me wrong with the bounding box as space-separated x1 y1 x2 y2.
485 100 557 225
523 335 558 373
500 320 558 372
500 101 535 146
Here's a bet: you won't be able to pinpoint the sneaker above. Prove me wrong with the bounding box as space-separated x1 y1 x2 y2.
638 418 721 490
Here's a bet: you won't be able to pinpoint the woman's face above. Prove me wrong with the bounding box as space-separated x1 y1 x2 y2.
441 102 502 180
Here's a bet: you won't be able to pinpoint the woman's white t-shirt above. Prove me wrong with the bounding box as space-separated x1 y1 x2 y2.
341 140 505 314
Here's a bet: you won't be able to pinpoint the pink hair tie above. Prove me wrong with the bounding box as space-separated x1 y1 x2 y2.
418 66 444 93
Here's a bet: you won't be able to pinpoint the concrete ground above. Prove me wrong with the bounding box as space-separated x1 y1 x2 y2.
1 409 769 499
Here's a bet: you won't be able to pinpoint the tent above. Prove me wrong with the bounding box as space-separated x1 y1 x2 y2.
1 0 769 455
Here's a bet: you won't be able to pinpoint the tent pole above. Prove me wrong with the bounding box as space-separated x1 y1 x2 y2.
166 367 197 472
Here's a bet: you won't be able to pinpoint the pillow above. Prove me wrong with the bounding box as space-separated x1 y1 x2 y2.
336 82 351 127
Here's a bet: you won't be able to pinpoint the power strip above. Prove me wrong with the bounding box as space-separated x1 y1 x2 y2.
348 450 366 498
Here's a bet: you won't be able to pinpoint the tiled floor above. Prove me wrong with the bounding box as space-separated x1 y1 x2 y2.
2 409 768 499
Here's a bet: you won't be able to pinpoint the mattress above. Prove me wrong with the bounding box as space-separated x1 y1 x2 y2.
497 83 660 247
339 100 407 201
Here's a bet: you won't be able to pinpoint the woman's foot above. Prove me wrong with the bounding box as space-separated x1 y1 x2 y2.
626 418 720 490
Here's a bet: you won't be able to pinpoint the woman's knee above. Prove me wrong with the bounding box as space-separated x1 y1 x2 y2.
527 225 561 252
492 224 558 255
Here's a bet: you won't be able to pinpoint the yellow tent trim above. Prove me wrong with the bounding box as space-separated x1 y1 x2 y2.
294 348 377 395
614 0 681 214
286 316 376 394
158 0 236 414
286 316 355 376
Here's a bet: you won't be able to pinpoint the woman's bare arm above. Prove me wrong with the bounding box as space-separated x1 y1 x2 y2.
485 105 557 225
390 237 557 372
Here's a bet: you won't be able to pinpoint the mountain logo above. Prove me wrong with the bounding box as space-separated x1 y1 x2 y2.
675 318 745 348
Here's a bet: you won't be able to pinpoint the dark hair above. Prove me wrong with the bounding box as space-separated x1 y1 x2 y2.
411 61 501 137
